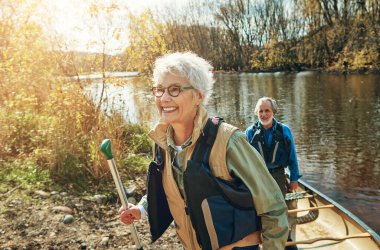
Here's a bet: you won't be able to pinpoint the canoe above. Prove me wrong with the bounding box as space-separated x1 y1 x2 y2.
285 179 380 249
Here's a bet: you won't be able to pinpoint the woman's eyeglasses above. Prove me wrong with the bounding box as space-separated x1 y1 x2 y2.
152 85 194 98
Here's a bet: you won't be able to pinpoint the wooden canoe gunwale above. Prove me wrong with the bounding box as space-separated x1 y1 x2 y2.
297 179 380 246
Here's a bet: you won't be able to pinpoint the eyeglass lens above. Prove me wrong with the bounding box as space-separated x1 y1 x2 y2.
152 86 182 97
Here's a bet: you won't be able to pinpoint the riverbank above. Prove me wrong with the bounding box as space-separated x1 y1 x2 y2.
0 176 182 249
214 66 380 74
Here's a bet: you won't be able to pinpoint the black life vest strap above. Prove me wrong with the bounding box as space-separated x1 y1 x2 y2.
147 144 173 242
191 117 223 164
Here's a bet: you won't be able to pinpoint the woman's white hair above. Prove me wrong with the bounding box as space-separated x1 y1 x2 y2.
152 51 215 104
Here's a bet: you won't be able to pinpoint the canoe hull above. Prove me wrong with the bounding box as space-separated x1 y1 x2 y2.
290 179 380 249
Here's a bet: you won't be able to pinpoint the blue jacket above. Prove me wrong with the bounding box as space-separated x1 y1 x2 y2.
245 118 301 182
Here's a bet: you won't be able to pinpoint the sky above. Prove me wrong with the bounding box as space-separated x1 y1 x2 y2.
41 0 187 54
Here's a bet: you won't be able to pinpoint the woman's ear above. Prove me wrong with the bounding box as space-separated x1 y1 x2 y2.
195 91 204 105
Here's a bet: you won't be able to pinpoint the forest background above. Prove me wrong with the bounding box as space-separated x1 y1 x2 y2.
1 0 379 193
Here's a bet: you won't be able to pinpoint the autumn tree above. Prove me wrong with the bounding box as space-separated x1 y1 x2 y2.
126 10 168 73
0 0 144 187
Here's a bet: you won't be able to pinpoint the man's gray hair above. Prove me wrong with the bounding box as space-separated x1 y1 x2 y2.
254 97 278 115
152 52 215 104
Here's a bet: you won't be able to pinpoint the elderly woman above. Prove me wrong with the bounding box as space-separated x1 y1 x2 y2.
119 52 288 250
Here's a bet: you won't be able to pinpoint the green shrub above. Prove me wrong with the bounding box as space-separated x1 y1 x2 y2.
0 159 51 191
122 123 151 154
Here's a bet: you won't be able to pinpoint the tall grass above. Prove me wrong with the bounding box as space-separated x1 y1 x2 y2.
0 5 151 192
0 77 151 192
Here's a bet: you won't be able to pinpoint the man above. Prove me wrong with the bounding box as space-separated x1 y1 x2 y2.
245 97 301 250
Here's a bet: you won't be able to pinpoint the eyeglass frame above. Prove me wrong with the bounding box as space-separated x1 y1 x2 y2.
151 84 194 98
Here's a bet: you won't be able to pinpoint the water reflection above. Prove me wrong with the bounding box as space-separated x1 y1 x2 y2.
84 76 158 124
86 72 380 233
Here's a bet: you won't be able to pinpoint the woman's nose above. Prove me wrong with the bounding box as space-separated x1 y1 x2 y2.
160 90 171 101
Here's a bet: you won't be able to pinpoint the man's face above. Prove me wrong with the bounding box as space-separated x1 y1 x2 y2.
257 100 274 127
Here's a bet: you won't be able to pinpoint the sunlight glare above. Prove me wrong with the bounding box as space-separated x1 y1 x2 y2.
42 0 187 54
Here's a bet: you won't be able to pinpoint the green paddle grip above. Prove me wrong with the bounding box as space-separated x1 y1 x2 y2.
100 139 114 160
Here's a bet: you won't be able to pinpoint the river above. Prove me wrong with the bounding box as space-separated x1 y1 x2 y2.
86 71 380 233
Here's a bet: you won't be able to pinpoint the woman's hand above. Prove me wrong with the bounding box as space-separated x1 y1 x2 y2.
118 203 142 224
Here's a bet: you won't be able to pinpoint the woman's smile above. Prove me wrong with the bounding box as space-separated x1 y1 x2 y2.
162 106 177 113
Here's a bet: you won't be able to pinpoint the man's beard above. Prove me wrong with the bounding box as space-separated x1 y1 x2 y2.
259 116 273 126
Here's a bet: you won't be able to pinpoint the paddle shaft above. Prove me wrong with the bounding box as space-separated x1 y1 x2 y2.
285 232 371 246
107 158 143 250
288 204 335 214
100 139 143 250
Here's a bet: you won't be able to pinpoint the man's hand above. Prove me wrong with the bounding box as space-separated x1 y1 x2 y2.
119 204 142 224
289 182 298 191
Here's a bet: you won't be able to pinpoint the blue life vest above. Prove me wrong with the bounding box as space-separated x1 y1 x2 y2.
147 118 261 249
249 121 290 167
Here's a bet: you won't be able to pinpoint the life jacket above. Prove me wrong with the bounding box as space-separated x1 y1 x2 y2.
147 118 261 249
249 121 290 167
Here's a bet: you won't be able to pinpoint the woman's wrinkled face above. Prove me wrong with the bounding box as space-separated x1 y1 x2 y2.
257 100 274 127
154 74 202 126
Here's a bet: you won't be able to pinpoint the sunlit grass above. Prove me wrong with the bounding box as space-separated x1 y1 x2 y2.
0 159 51 192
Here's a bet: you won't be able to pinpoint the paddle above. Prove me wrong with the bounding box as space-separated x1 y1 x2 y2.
100 139 143 250
285 232 371 246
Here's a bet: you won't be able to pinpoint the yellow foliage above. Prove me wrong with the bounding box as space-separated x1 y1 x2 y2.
126 10 169 74
0 1 151 188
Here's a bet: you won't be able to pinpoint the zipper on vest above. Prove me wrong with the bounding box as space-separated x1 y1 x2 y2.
181 189 198 249
183 170 199 249
184 205 198 250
